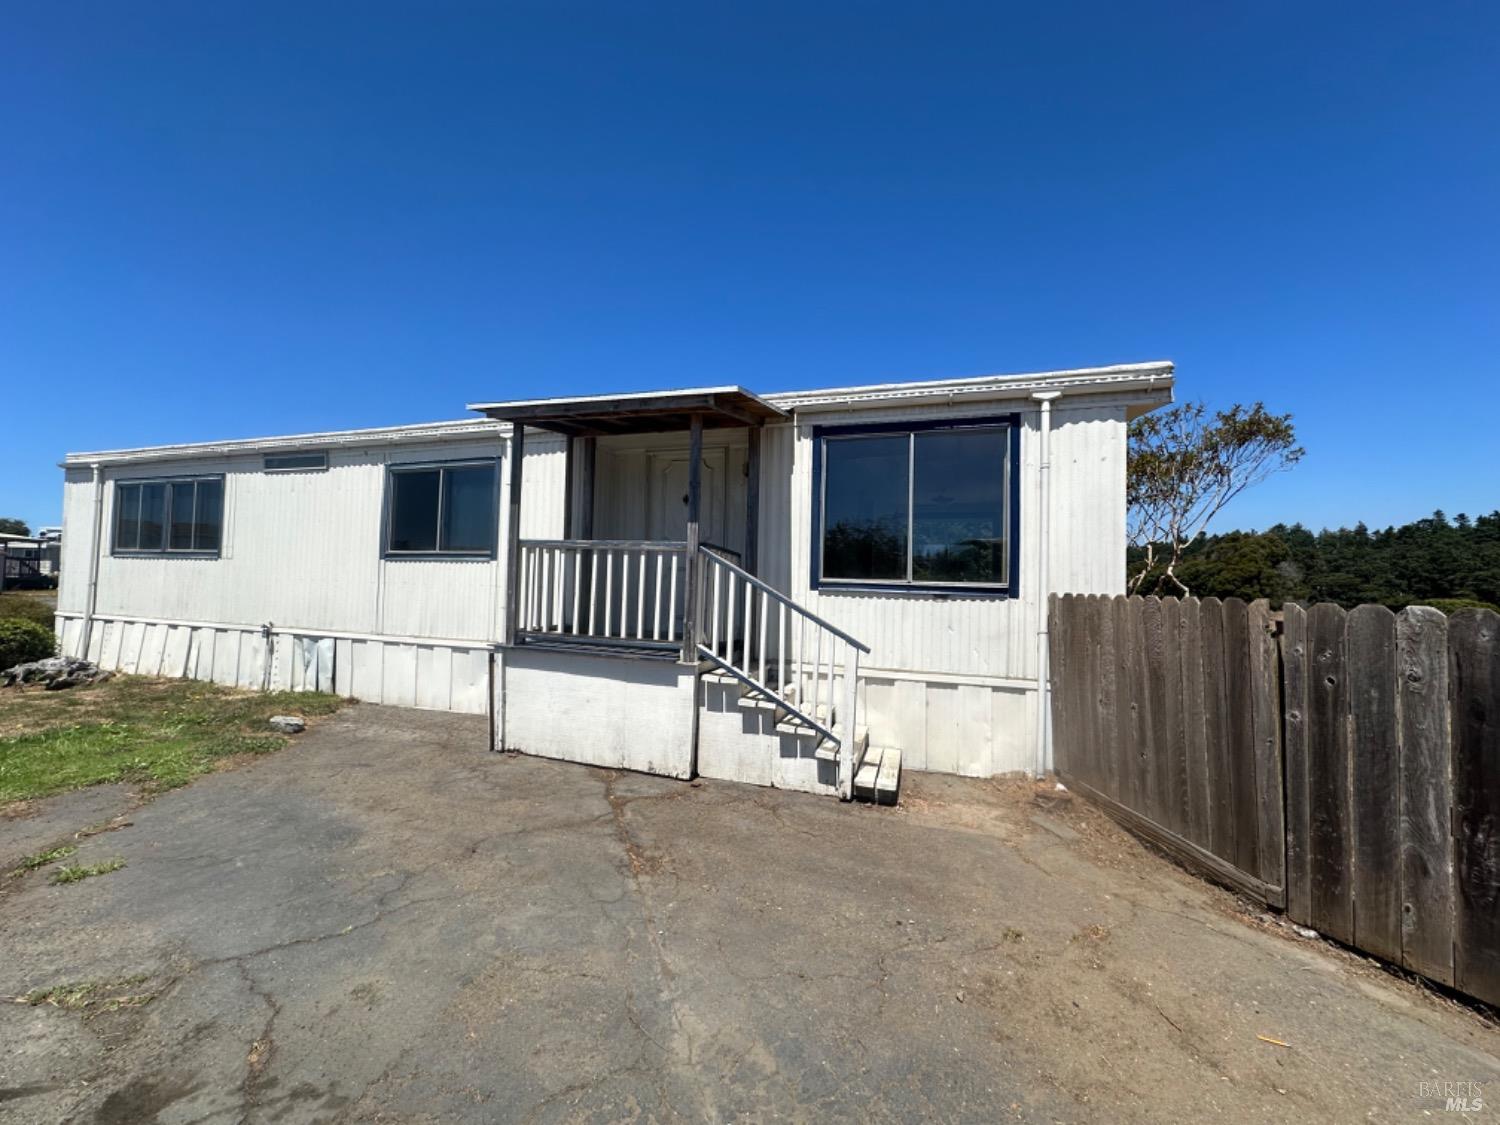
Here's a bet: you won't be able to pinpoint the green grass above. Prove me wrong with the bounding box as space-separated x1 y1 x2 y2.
50 858 126 884
17 974 153 1013
0 675 347 804
8 843 77 876
0 591 57 629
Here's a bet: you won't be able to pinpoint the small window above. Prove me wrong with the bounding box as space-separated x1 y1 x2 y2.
816 420 1014 592
385 461 498 557
264 452 328 472
114 477 224 556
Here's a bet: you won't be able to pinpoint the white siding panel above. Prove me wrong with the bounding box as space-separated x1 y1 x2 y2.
382 644 418 708
351 639 384 703
211 630 239 686
58 616 85 660
451 648 490 714
379 559 497 641
415 645 453 711
161 625 192 679
56 469 97 614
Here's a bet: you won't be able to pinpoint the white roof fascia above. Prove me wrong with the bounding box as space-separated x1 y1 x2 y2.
65 361 1174 466
465 384 782 414
764 361 1174 412
63 419 509 468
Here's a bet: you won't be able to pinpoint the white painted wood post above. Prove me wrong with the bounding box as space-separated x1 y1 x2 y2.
840 644 860 800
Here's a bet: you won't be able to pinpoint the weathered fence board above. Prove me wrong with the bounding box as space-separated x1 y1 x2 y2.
1142 597 1167 826
1347 604 1401 962
1161 598 1188 837
1281 603 1313 923
1116 595 1141 811
1096 597 1120 802
1199 599 1234 865
1306 602 1353 944
1396 606 1452 985
1248 600 1286 897
1223 598 1258 877
1051 595 1499 1009
1053 594 1283 905
1451 609 1500 1007
1180 596 1209 849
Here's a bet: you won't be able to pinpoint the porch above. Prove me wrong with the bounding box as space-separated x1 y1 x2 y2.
469 387 892 802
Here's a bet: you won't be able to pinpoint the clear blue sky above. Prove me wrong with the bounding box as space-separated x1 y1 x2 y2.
3 2 1496 535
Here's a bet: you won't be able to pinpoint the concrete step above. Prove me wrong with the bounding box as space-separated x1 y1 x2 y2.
812 724 867 762
853 745 902 805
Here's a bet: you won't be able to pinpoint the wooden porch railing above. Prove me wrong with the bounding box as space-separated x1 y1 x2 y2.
514 536 872 799
517 539 687 648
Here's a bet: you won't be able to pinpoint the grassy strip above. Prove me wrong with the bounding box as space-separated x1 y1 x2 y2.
50 858 126 884
0 676 346 804
16 974 154 1014
7 844 78 876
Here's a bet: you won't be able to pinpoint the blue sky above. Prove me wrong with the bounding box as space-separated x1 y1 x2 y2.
3 2 1496 534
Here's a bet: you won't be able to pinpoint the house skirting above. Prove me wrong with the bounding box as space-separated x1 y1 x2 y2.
54 612 492 714
493 645 696 779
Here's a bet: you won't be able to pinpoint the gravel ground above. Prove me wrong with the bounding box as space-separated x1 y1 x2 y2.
1 702 1496 1123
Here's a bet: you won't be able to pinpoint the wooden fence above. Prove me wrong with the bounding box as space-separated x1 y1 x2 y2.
1050 594 1500 1009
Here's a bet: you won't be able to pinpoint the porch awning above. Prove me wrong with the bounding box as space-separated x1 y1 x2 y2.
467 386 788 437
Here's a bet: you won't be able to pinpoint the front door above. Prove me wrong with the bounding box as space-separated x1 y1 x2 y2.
649 450 725 546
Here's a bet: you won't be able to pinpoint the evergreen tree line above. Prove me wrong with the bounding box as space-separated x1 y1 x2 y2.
1126 510 1500 612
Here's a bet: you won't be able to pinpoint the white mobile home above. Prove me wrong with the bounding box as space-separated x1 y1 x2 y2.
55 361 1173 801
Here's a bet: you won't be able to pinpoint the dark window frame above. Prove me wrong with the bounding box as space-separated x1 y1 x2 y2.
810 414 1021 597
381 458 500 560
111 475 225 558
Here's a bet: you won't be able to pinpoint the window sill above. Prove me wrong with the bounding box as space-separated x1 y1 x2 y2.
813 581 1016 600
381 552 496 562
111 551 222 560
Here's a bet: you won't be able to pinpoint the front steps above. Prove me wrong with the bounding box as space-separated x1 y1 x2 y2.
699 666 901 804
853 745 902 805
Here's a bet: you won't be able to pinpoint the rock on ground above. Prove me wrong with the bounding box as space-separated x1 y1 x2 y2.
1 656 113 690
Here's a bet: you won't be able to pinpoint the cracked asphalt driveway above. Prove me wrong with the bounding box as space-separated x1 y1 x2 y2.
3 704 1499 1123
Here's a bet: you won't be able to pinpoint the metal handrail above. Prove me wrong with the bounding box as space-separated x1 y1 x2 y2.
697 646 838 745
700 541 742 562
696 546 871 654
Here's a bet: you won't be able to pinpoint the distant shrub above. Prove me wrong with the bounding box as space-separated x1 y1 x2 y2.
0 619 55 671
1421 597 1500 615
0 594 56 628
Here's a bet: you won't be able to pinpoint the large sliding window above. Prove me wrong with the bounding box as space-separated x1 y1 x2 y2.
815 418 1015 593
384 460 499 557
113 477 223 556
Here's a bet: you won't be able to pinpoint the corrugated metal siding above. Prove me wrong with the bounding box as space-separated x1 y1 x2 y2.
68 435 570 644
56 469 99 614
752 398 1127 774
758 399 1127 682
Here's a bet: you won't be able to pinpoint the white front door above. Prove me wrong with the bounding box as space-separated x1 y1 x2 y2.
649 450 724 545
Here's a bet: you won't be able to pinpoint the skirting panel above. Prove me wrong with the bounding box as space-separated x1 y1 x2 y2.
862 674 1037 777
58 615 491 715
497 646 695 779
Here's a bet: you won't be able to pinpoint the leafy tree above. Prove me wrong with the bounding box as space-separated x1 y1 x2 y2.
0 518 29 536
1127 402 1304 595
1126 509 1500 612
